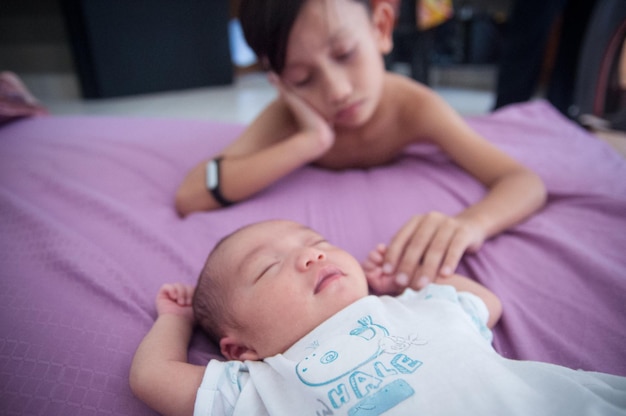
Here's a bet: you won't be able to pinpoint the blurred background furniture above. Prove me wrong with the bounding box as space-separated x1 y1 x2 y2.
386 0 510 87
572 0 626 131
60 0 233 98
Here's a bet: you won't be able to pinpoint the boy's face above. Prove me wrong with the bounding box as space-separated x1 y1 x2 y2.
219 220 369 360
281 0 392 128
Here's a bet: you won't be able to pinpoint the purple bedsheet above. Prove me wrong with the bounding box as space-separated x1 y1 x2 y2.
1 101 625 415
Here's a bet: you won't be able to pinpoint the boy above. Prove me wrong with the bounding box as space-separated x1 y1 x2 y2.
130 220 626 416
174 0 547 291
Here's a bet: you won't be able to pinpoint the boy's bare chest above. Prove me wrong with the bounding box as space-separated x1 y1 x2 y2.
315 127 411 170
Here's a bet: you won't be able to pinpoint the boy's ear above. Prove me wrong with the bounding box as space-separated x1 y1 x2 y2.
371 1 395 54
220 335 261 361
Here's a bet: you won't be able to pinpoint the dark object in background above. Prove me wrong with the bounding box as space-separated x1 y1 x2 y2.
572 0 626 132
494 0 598 116
386 0 506 85
61 0 233 99
458 9 505 65
386 0 434 85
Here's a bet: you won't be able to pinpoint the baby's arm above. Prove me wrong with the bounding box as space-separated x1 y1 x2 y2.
130 284 205 416
364 244 502 328
434 274 502 328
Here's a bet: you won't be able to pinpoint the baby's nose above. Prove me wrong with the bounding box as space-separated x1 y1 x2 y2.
304 252 325 268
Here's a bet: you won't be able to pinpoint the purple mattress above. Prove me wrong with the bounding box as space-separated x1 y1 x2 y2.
1 100 625 415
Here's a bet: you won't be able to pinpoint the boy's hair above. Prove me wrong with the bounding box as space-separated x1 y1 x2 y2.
239 0 371 74
192 229 246 345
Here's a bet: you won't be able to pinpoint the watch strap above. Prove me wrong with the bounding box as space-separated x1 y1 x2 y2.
205 157 235 207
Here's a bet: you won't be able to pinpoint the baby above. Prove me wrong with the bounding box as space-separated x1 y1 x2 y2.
130 220 626 416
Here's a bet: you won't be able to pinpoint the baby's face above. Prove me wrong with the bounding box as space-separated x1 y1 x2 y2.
222 220 368 359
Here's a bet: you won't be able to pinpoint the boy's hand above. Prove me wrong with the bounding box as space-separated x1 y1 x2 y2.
383 212 485 290
268 72 335 158
155 283 195 323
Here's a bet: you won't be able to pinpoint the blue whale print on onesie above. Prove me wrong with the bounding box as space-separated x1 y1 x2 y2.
296 316 426 414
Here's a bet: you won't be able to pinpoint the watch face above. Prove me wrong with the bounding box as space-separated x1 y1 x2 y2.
206 159 219 190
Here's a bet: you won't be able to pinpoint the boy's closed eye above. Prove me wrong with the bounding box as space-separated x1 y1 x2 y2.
283 69 313 88
334 44 357 62
336 50 354 61
292 76 313 88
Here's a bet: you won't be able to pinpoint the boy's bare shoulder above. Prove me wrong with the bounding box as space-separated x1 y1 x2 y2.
379 72 442 133
382 72 459 136
384 72 435 101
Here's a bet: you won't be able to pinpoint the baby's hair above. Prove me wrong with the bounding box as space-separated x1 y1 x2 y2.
193 225 256 345
239 0 371 74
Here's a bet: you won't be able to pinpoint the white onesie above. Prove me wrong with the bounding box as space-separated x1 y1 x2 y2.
194 284 626 415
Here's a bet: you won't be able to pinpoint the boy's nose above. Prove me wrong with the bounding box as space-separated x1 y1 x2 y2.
323 70 351 106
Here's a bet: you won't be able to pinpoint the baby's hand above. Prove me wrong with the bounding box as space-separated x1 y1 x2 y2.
268 72 335 157
363 244 404 296
384 212 485 290
155 283 195 323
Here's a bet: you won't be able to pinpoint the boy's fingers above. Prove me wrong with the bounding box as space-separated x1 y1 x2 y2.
418 223 455 283
395 218 439 286
384 216 420 274
439 233 467 277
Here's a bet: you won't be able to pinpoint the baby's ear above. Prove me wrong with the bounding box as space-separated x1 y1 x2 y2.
372 1 395 54
220 336 261 361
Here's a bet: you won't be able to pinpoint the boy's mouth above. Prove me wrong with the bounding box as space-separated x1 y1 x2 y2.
314 266 346 294
335 100 363 123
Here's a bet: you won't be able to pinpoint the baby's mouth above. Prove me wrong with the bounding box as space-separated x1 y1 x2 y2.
314 266 346 294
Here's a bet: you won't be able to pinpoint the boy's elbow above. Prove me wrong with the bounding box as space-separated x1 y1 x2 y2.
174 186 216 217
528 171 547 210
174 188 194 217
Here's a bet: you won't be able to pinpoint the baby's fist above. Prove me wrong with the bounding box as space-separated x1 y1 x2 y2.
155 283 195 321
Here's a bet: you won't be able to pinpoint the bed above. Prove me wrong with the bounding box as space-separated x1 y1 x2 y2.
1 100 625 415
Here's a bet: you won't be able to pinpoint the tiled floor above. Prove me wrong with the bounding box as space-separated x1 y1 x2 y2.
22 70 496 124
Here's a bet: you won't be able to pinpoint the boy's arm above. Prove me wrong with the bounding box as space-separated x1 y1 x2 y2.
434 274 502 328
175 77 335 217
130 284 205 416
382 82 546 289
